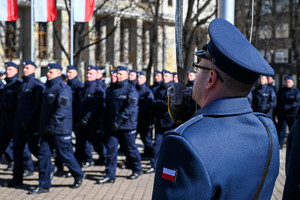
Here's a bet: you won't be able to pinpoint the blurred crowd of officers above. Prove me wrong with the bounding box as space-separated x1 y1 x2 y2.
248 75 300 149
0 60 197 194
0 59 298 194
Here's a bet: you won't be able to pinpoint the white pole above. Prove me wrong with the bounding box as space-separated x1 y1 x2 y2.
218 0 235 25
31 0 35 60
70 0 74 65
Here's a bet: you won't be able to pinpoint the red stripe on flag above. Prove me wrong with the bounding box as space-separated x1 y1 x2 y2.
7 0 18 21
47 0 57 22
162 173 175 182
84 0 95 22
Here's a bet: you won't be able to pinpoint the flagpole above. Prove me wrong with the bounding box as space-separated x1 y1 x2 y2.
70 0 74 65
31 0 34 61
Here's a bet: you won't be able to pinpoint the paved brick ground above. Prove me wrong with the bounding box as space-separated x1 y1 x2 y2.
0 140 286 200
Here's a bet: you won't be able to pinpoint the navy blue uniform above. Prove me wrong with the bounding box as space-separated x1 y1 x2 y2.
251 84 277 118
136 83 154 156
283 117 300 199
152 98 279 199
104 80 141 179
151 81 173 169
0 75 32 170
150 81 162 95
12 74 45 181
75 80 105 165
276 86 300 147
186 80 195 88
97 78 107 91
38 76 84 189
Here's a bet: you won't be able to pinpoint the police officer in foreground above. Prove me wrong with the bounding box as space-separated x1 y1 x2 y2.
97 66 141 184
29 63 84 194
6 60 45 187
136 71 154 158
251 75 277 119
75 65 105 168
283 116 300 199
152 18 279 199
276 76 300 149
0 62 33 173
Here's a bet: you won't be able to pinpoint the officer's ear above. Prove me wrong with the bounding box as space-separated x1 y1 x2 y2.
206 70 218 89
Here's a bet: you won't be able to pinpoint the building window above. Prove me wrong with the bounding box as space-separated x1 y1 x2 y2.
38 23 47 59
259 25 272 39
274 49 288 63
5 22 17 59
261 0 272 15
275 23 289 38
168 0 173 6
276 0 289 13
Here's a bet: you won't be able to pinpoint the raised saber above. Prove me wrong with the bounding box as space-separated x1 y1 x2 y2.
175 0 184 83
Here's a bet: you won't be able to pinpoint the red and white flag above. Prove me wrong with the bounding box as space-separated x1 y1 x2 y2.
161 167 177 182
0 0 18 21
74 0 95 22
34 0 57 22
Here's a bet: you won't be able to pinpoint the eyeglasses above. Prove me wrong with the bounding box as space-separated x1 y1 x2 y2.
192 63 224 83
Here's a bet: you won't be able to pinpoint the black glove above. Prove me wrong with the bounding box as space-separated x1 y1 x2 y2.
79 118 88 127
44 127 52 135
22 122 29 132
110 122 119 132
168 82 197 124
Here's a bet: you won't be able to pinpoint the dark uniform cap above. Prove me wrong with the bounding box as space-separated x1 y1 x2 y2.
117 65 127 72
67 65 77 71
87 65 97 71
195 18 274 84
154 70 162 74
110 70 117 75
129 70 137 73
137 71 145 76
172 72 177 75
5 61 18 69
0 70 5 76
48 63 62 71
23 59 37 68
284 76 294 81
162 69 171 75
188 70 195 74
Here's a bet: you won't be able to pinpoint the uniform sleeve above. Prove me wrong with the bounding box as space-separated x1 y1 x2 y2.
49 87 72 129
118 88 138 121
152 135 212 200
25 84 45 125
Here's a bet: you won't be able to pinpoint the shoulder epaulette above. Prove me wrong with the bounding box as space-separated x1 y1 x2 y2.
165 114 204 136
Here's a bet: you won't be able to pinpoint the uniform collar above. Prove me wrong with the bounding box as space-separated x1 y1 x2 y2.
22 73 35 82
116 79 128 87
162 81 173 88
5 74 18 83
67 76 79 86
85 80 97 86
136 83 146 90
198 97 253 116
46 76 62 86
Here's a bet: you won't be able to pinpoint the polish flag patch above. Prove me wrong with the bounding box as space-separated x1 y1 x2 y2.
161 167 177 182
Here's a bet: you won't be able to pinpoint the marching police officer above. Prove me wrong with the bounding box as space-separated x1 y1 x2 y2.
96 66 107 91
5 60 45 187
136 71 154 158
276 76 300 149
110 70 117 86
75 65 105 167
251 75 277 119
150 70 162 95
97 66 142 184
0 62 33 173
152 18 279 199
172 72 178 83
29 63 84 194
128 70 137 87
186 70 196 88
149 69 174 173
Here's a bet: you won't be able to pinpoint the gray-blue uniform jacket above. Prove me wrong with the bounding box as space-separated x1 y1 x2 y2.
152 97 279 200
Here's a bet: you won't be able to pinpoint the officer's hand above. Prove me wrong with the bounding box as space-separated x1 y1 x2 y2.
168 82 197 124
44 127 52 135
111 122 119 132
